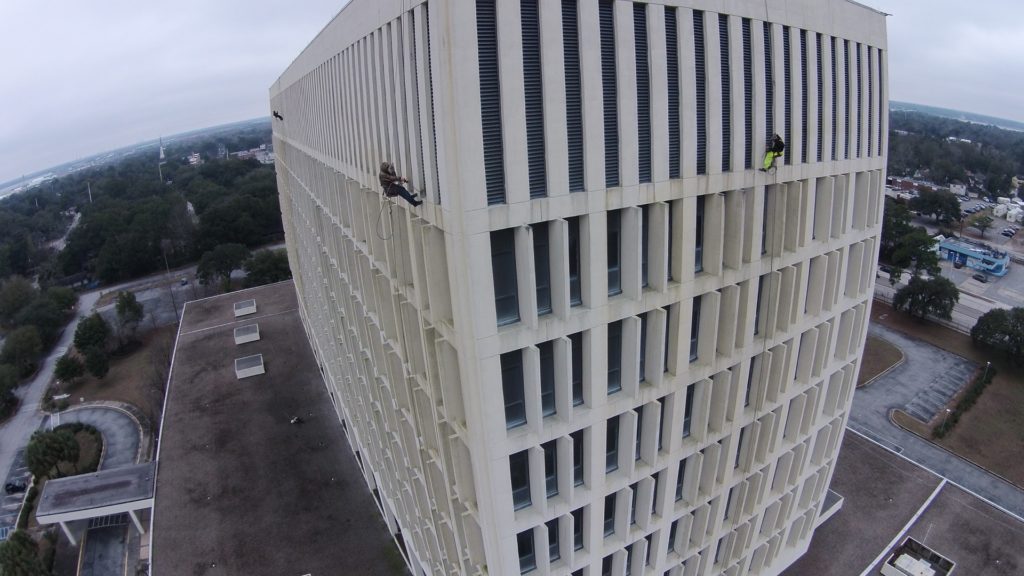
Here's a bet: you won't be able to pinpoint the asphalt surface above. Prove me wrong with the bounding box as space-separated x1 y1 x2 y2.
79 522 128 576
56 407 142 469
849 321 1024 519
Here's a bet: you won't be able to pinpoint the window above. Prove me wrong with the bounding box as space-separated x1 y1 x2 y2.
667 202 675 280
539 340 556 417
694 196 705 273
572 507 585 550
764 22 775 137
666 8 680 178
570 332 584 405
510 450 532 509
742 18 753 170
608 320 623 394
662 306 672 373
568 217 583 306
543 440 559 497
547 518 561 561
635 3 651 183
719 14 731 172
501 350 526 428
816 33 824 162
868 47 874 156
831 37 838 161
782 25 792 165
639 312 648 382
754 274 765 336
724 487 736 521
600 0 619 187
563 0 585 192
761 189 769 255
675 458 686 500
602 554 614 576
534 224 552 316
521 0 547 198
658 398 667 450
693 10 707 174
571 429 585 486
603 493 617 536
652 472 661 514
844 39 850 159
745 360 756 408
517 529 536 573
735 428 747 469
800 29 808 164
689 296 701 362
641 205 650 287
625 543 635 575
634 409 643 460
645 533 654 565
669 519 679 549
477 0 506 204
606 415 620 472
682 384 696 438
607 210 622 295
856 43 863 157
629 483 639 524
491 229 519 325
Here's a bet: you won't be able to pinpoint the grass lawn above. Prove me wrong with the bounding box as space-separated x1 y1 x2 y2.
872 300 1024 488
58 325 177 424
857 335 903 386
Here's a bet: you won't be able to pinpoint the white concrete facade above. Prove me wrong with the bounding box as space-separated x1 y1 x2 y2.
270 1 887 575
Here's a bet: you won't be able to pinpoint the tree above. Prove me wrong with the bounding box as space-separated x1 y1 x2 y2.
84 347 110 379
13 298 62 346
44 286 76 311
197 243 251 291
908 189 962 224
893 276 960 321
25 431 61 479
74 313 111 352
115 291 145 345
967 214 994 237
55 354 86 385
0 326 42 378
971 307 1024 359
54 429 80 474
890 228 941 277
243 249 292 288
0 530 48 576
0 276 36 325
881 199 914 262
0 364 18 416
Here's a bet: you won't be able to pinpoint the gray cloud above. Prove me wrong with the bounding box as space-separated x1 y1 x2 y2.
869 0 1024 121
0 0 346 183
2 0 1021 183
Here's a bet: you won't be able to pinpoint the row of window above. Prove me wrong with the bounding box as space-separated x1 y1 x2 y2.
477 0 886 204
491 199 703 327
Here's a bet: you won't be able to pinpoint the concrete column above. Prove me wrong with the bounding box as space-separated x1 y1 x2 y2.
129 509 146 535
60 521 77 546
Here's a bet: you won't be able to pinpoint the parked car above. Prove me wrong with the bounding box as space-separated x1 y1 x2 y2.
953 261 964 269
4 482 27 494
973 273 988 283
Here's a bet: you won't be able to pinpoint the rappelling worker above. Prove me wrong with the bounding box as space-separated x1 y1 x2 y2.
379 161 422 207
761 134 785 172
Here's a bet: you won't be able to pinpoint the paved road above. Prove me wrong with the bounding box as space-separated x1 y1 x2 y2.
0 291 101 493
850 322 1024 519
56 407 141 469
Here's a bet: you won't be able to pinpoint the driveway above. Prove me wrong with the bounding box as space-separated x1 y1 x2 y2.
0 291 102 530
850 322 1024 519
56 406 142 469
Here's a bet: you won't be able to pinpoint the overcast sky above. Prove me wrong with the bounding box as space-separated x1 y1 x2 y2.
1 0 1021 184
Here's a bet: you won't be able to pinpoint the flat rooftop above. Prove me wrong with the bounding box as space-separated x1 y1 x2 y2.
152 281 404 576
784 431 1024 576
37 462 156 519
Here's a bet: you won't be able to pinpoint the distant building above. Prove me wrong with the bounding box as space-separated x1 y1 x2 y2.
187 152 203 166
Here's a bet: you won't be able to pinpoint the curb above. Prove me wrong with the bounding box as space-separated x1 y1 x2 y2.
888 408 1024 492
60 401 151 466
857 336 906 389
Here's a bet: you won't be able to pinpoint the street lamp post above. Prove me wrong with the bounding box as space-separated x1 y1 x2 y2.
942 407 953 429
983 361 992 381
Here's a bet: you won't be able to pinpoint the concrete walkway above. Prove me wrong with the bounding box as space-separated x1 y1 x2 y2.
850 322 1024 519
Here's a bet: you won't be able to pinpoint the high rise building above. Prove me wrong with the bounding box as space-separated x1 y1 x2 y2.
270 1 887 574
